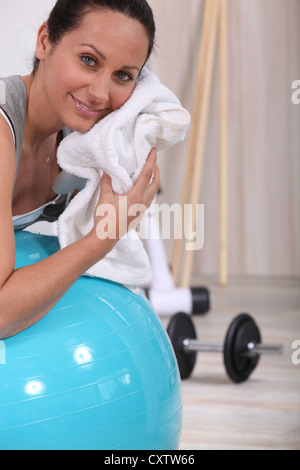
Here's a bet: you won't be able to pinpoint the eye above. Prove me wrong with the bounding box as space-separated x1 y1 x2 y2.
116 71 134 82
81 55 97 68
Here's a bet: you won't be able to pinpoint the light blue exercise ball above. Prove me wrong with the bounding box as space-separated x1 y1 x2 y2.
0 231 182 450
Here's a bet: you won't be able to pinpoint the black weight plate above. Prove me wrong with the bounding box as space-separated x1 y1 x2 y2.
224 313 261 383
167 312 197 380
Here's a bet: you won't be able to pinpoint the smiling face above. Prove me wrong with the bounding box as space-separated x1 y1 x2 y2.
36 9 150 133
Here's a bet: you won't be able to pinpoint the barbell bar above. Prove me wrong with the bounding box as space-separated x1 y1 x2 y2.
167 312 283 383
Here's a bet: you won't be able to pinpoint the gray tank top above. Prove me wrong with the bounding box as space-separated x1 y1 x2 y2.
0 75 26 183
0 75 86 230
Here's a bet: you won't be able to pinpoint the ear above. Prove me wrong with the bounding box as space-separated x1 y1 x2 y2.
35 22 51 61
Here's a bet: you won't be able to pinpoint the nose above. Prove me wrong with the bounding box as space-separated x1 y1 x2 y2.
87 73 111 106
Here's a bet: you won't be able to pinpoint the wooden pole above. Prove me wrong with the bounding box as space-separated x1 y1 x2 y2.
172 0 215 285
181 0 221 288
219 0 229 286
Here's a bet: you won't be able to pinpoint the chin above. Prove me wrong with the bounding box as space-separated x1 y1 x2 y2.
64 118 96 134
66 112 111 134
71 124 94 134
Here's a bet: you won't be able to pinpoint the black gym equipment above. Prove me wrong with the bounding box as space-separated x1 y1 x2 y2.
191 287 210 314
167 312 283 383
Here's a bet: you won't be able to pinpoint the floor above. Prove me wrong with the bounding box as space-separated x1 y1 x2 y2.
162 276 300 450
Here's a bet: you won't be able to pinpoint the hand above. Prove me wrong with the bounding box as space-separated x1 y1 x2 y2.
93 148 160 244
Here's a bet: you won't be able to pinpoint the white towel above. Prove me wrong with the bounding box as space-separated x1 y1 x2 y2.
56 68 190 288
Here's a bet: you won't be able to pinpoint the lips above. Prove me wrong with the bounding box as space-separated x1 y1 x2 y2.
71 95 103 118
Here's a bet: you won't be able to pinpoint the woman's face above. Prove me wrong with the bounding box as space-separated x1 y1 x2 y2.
37 9 150 133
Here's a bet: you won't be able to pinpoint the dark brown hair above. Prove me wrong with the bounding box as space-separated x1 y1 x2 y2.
33 0 155 73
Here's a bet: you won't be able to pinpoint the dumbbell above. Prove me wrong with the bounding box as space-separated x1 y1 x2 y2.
167 312 283 383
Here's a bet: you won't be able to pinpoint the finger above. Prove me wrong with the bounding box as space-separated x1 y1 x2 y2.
100 172 114 195
150 163 160 190
141 148 157 181
147 147 157 163
132 149 157 193
144 164 160 204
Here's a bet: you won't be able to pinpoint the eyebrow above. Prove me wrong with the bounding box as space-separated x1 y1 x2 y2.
80 43 140 72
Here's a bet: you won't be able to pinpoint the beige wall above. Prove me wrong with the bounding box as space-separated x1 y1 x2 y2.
148 0 300 278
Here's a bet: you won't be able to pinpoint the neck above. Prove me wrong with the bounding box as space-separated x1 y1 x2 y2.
21 71 64 151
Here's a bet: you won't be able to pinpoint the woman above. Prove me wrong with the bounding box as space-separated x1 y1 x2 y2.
0 0 160 339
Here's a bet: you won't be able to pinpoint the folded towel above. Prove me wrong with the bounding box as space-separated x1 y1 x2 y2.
56 68 190 288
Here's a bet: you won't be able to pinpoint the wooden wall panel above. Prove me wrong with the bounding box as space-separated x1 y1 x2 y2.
148 0 300 277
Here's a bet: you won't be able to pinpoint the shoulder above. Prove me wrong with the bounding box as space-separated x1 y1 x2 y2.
0 76 20 179
0 110 17 177
0 76 26 98
0 77 19 148
0 76 27 123
0 76 26 171
0 101 17 286
0 76 26 105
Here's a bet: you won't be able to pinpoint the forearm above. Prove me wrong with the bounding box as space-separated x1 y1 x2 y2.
0 232 113 339
0 150 159 340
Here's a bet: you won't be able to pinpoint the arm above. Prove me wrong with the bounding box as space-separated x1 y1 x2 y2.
0 117 159 339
